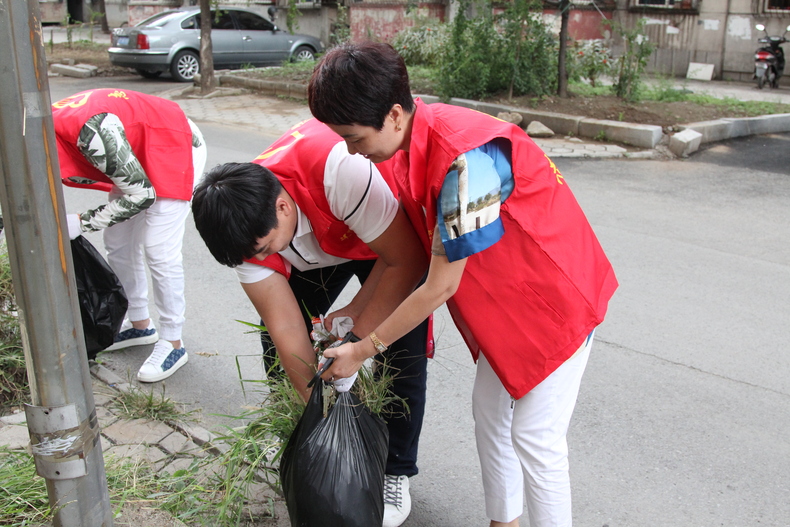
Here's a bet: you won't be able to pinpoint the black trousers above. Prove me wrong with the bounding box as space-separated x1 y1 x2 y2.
260 259 428 477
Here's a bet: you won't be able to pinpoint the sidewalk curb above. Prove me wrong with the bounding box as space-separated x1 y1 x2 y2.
207 73 790 158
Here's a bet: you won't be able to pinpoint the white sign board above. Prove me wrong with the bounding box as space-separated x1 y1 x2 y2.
686 62 715 81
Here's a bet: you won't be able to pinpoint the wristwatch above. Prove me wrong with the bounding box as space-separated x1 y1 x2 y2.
368 331 388 353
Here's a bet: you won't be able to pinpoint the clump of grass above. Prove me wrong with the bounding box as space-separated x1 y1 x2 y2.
235 59 317 84
111 383 198 425
0 447 215 526
0 242 28 411
204 320 407 522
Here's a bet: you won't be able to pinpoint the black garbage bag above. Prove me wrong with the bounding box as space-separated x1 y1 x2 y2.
70 236 128 360
280 378 389 527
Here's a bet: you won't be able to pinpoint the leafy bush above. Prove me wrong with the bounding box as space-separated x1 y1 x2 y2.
392 16 449 67
606 18 655 101
435 0 556 101
574 39 612 88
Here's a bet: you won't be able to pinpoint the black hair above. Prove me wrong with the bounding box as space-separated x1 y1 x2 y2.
308 41 415 129
192 162 282 267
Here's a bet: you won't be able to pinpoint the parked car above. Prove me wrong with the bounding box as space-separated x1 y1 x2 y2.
108 7 324 82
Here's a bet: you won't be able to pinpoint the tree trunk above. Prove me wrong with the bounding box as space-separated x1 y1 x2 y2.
199 0 216 94
95 0 110 34
557 0 570 98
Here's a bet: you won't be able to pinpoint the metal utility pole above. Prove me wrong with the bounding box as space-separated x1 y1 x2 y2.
0 1 113 526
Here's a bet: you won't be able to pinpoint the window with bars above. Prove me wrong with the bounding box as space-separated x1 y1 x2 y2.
766 0 790 10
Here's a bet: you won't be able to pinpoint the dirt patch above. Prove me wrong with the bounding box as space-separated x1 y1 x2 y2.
45 41 130 77
484 93 790 130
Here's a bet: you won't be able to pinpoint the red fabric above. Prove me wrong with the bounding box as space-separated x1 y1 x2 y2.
52 89 194 200
393 98 618 398
251 118 401 262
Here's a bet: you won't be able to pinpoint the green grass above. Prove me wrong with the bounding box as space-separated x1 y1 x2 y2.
0 447 216 526
111 383 198 425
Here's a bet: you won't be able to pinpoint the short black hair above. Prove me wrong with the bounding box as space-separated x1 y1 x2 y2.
308 41 415 129
192 162 282 267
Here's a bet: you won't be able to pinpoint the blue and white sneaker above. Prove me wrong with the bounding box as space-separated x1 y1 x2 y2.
137 339 188 383
104 319 158 352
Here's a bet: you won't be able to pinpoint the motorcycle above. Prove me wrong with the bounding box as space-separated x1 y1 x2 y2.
753 23 790 89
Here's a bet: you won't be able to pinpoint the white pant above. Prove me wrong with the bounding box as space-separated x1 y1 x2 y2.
103 120 206 342
472 333 593 526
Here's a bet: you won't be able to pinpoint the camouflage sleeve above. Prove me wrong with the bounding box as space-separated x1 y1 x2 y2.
75 113 156 232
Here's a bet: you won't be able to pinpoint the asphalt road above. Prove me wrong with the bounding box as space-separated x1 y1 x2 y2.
49 75 790 526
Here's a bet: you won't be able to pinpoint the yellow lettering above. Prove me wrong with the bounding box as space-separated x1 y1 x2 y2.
544 154 564 185
255 130 306 161
52 92 91 109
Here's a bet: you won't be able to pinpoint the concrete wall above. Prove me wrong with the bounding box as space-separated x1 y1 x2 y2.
349 1 445 43
610 0 790 81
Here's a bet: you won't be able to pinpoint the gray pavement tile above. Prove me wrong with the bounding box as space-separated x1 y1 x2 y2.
159 431 190 455
104 443 168 466
0 410 27 425
0 423 30 450
102 418 174 445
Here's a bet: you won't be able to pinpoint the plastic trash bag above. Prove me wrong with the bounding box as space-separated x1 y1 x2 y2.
280 377 389 527
70 236 128 360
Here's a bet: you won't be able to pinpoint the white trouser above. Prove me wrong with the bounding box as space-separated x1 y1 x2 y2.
103 120 206 342
472 333 593 526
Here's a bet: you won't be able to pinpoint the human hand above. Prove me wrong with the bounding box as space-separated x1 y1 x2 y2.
317 337 359 392
320 339 367 383
67 214 83 240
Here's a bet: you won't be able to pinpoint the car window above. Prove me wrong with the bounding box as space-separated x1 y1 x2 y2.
234 11 274 31
194 10 236 30
136 11 183 28
181 16 197 30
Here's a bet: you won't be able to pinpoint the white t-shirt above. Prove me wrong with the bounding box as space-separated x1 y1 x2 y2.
235 142 398 284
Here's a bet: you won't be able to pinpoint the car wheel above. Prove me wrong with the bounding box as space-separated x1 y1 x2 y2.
171 50 200 82
292 46 315 62
136 69 162 79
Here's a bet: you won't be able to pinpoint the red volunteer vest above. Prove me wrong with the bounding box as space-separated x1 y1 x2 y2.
52 89 194 200
392 99 618 398
247 119 399 276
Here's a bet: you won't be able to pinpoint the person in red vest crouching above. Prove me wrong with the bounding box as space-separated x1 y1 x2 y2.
53 89 207 383
308 42 619 527
191 118 431 527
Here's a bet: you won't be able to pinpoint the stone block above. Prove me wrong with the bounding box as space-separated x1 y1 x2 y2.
50 63 95 78
105 443 167 466
526 121 554 137
681 120 733 144
0 410 27 425
669 129 703 157
578 119 664 148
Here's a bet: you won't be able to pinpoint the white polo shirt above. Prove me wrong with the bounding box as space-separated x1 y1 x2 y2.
235 142 398 284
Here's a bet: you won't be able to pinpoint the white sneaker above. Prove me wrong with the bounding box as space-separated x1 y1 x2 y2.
383 474 411 527
137 340 188 383
104 319 158 351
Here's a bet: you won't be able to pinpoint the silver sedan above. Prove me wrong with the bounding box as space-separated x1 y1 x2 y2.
108 7 324 82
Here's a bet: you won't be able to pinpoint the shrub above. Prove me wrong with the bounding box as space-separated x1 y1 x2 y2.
391 15 449 67
606 18 655 101
574 39 612 88
435 0 557 101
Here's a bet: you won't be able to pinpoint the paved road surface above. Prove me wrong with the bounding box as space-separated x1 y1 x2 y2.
47 74 790 526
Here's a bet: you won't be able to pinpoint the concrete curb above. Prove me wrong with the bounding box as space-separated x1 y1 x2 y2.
210 73 790 157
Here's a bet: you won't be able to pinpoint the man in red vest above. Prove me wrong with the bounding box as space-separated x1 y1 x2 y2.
53 88 207 383
191 118 430 527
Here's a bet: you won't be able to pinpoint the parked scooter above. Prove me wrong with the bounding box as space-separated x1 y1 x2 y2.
754 23 790 89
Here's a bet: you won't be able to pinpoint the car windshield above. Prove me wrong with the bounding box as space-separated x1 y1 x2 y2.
135 11 184 28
